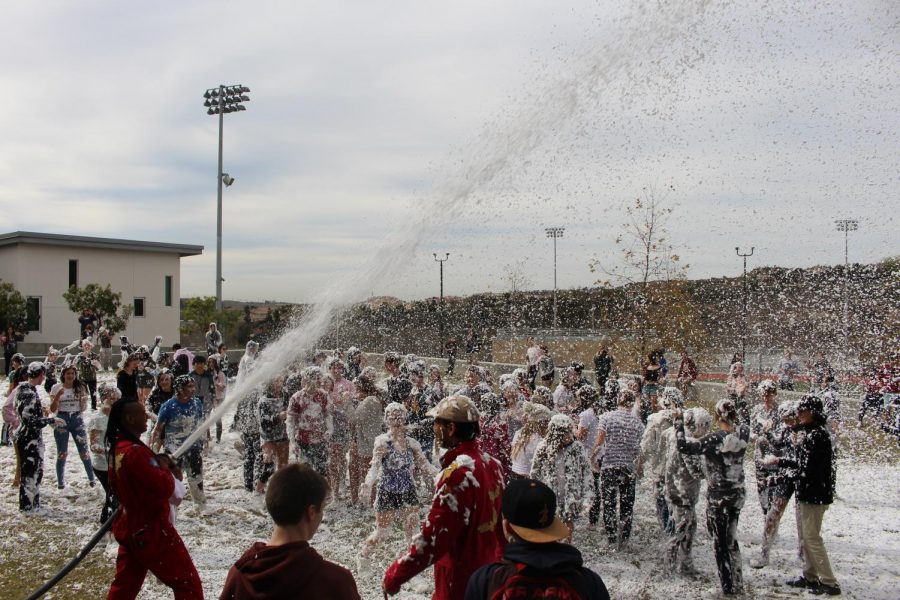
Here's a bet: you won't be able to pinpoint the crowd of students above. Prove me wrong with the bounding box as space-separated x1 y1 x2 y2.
5 326 897 598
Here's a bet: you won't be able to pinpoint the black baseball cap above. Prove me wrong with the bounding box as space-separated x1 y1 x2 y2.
502 479 569 543
797 394 824 415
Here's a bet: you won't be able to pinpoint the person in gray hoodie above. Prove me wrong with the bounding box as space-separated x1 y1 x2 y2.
638 386 683 537
663 406 711 576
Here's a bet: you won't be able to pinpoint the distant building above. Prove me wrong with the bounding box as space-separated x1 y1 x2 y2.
0 231 202 349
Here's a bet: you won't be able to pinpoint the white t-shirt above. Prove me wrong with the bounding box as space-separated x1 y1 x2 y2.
553 385 574 412
510 430 543 476
88 413 109 470
526 346 542 367
578 408 600 455
51 383 82 413
169 477 186 526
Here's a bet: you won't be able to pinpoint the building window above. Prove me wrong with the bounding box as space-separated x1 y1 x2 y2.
26 297 41 332
68 260 78 288
134 297 145 318
164 276 173 307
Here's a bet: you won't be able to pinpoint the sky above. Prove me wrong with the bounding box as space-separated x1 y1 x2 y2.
1 0 897 303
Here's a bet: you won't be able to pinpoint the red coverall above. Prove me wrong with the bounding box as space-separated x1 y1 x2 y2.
107 438 203 599
383 439 505 600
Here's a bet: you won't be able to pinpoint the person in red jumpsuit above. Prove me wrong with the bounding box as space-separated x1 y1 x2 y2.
106 399 204 599
383 395 505 600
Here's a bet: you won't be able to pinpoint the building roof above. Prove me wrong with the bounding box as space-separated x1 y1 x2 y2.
0 231 203 257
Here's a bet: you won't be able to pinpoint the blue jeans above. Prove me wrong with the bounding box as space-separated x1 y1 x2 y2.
53 412 94 486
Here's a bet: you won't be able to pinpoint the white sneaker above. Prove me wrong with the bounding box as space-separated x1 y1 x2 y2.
750 552 769 569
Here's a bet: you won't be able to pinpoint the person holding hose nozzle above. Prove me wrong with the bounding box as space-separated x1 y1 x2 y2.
106 398 203 599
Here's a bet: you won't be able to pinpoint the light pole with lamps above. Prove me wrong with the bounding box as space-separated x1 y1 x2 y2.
545 227 565 329
433 253 450 356
735 246 754 362
204 84 250 312
835 219 858 361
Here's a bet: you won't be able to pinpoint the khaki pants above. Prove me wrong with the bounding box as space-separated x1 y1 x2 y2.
798 502 837 586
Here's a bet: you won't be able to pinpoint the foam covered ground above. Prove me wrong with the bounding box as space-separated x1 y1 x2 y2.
1 376 898 599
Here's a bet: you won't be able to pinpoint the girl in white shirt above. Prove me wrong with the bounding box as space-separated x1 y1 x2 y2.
509 401 552 478
50 365 95 489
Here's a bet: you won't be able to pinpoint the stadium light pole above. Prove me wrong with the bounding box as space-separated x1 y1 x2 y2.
204 84 250 312
735 246 754 362
546 227 565 329
434 253 450 356
835 219 858 362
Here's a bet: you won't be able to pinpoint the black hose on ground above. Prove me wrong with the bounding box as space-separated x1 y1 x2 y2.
24 506 120 600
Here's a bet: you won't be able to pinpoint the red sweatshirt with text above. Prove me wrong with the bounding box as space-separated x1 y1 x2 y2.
383 439 505 600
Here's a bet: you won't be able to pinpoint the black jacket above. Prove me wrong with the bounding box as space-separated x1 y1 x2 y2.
773 422 835 505
465 540 609 600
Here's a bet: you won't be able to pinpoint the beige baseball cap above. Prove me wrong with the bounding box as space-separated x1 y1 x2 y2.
426 395 480 423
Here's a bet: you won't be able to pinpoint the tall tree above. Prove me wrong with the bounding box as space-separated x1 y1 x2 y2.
62 283 133 335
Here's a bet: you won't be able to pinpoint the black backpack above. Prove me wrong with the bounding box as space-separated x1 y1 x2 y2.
485 561 587 600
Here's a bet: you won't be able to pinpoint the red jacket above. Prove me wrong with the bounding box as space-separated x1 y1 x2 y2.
383 439 505 600
109 437 175 541
479 415 511 480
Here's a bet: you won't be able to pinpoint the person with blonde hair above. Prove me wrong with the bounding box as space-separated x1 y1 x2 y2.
510 401 552 479
358 403 436 568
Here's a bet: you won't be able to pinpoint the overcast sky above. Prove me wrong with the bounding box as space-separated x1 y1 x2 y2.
1 0 897 303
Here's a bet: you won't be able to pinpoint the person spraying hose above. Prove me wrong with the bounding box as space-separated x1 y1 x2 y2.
106 399 204 599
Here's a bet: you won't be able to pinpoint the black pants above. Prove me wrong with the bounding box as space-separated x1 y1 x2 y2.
446 354 456 376
859 392 883 423
299 442 328 477
16 434 44 511
176 446 204 489
601 466 635 543
3 352 13 376
588 471 602 525
94 468 118 523
655 479 673 535
86 379 98 411
241 432 272 490
527 365 538 390
707 500 744 595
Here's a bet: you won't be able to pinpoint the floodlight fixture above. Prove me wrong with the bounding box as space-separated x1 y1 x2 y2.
203 83 251 312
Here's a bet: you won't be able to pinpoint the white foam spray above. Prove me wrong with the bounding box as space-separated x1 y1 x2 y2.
174 0 715 457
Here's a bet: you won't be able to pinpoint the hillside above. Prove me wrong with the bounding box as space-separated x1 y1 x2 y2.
213 260 898 369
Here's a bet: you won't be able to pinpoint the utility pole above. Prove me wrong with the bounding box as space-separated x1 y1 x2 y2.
835 219 858 363
433 253 450 356
545 227 565 329
203 84 250 312
735 246 754 362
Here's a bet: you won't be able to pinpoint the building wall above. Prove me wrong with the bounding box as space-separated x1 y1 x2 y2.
0 243 183 346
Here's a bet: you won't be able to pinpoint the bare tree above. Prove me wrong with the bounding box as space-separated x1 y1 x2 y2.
503 260 532 293
589 185 698 362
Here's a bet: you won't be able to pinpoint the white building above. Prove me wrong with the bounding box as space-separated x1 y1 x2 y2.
0 231 202 349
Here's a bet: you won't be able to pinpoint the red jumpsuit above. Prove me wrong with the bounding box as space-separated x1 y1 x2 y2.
383 439 505 600
107 438 203 599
